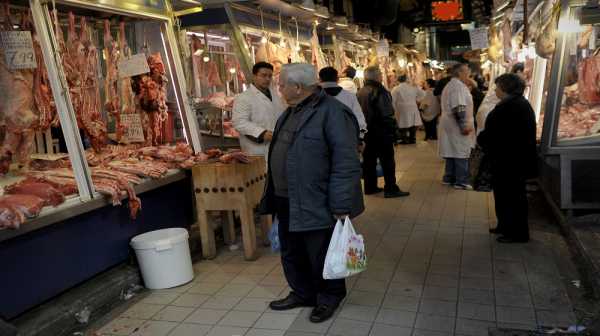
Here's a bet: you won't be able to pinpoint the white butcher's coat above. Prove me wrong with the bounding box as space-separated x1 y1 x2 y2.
339 77 358 94
232 84 285 159
476 88 500 135
438 78 475 159
391 82 425 128
321 82 367 132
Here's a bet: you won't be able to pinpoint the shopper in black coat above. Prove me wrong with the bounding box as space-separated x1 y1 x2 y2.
357 66 410 198
477 73 537 243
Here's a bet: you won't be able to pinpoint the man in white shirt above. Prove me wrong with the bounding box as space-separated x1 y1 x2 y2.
318 67 367 146
338 66 358 94
391 75 425 144
232 62 286 161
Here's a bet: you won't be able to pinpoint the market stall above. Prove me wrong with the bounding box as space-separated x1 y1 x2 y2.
537 0 600 210
0 0 208 319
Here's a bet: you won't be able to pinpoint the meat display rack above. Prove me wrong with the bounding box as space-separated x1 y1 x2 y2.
538 0 600 210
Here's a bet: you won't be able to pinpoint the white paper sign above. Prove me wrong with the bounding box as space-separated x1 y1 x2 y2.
469 27 489 50
121 113 145 143
0 31 37 70
118 53 150 78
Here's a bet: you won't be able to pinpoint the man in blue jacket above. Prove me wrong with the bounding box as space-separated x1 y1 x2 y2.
260 63 364 323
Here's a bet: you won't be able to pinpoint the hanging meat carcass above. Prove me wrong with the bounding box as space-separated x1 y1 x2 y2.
118 22 139 142
206 60 222 87
224 56 245 84
310 25 327 70
0 6 39 175
536 2 560 59
103 20 123 141
133 53 169 146
500 11 514 66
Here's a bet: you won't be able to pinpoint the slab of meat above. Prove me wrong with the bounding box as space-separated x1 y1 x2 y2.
536 2 559 59
310 25 327 70
0 201 25 229
91 168 141 218
0 6 39 174
5 180 65 207
206 60 222 87
219 150 250 164
108 160 169 178
0 194 44 218
577 53 600 105
26 173 79 196
133 53 168 146
103 20 123 141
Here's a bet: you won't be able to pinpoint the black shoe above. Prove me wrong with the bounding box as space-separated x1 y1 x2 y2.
489 228 503 234
269 295 315 311
364 187 383 195
384 190 410 198
497 236 529 244
309 304 336 323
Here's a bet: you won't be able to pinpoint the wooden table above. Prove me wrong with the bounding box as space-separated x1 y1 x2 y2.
191 157 268 260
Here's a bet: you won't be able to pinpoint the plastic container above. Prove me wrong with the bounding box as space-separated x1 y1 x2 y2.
130 228 194 289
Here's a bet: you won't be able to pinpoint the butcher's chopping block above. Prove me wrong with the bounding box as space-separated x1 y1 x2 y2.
191 156 267 260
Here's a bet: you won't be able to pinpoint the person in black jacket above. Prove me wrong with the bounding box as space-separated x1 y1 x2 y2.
477 74 537 243
357 66 410 198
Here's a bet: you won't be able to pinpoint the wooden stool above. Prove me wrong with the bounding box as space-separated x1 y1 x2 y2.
191 156 267 260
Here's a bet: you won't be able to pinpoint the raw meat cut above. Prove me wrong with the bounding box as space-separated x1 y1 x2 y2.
103 20 123 141
0 194 44 218
0 201 25 229
5 180 65 207
310 25 327 70
218 150 250 164
27 173 79 196
0 6 39 174
577 52 600 105
206 60 222 87
536 2 559 59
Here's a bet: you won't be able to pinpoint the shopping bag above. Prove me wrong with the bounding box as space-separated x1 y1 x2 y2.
323 217 367 279
268 216 280 252
376 160 383 177
469 145 492 192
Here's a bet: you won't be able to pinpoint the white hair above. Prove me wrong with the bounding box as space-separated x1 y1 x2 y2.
363 66 381 81
281 63 318 87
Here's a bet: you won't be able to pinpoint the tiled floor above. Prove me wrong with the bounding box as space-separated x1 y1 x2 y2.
94 141 579 336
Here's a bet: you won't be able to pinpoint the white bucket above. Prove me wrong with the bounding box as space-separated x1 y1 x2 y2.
130 228 194 289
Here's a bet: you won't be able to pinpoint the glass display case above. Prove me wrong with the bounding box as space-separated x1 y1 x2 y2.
539 0 600 209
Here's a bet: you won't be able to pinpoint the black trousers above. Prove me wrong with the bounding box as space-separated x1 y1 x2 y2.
362 139 398 192
398 126 417 143
275 196 346 307
423 117 438 140
492 176 530 241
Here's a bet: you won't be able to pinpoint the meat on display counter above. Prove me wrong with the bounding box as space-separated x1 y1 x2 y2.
0 0 202 319
538 0 600 209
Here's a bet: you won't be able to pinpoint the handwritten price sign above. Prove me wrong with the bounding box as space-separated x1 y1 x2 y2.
121 113 145 143
1 31 37 70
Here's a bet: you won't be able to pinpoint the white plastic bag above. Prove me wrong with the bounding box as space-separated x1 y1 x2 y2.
323 217 367 279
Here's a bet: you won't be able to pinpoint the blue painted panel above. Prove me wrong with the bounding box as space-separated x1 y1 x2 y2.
0 177 194 319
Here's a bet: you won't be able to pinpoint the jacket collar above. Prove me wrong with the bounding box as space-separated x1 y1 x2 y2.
320 82 340 89
275 87 326 135
249 84 272 100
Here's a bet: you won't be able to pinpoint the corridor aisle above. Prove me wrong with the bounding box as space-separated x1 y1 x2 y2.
93 141 579 336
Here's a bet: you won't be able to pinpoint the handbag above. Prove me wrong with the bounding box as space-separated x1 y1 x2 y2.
469 145 493 192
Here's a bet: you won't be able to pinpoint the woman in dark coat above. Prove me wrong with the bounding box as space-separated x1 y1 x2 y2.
477 74 537 243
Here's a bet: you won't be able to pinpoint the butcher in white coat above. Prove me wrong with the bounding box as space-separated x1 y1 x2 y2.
318 66 367 145
439 63 476 190
232 62 285 161
391 75 425 144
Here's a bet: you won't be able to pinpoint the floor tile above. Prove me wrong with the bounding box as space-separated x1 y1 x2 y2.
171 293 212 307
457 302 495 322
388 282 423 297
98 318 145 336
369 324 412 336
459 289 494 305
152 306 195 322
140 292 180 305
455 318 496 336
184 308 228 324
418 299 457 317
375 309 417 327
459 277 493 291
496 306 537 325
288 309 334 334
382 294 420 312
205 326 247 336
121 303 164 319
254 312 297 330
247 329 286 336
422 286 458 302
284 332 323 336
346 291 385 307
247 286 286 299
414 313 455 333
234 298 271 312
167 323 212 336
338 304 379 322
411 330 451 336
328 318 373 336
130 320 177 336
215 284 255 297
425 274 458 288
354 279 389 294
188 282 225 295
218 310 262 327
201 296 243 310
229 274 265 285
535 309 577 327
494 292 533 308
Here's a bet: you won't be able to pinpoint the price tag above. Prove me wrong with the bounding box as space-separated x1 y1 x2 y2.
469 27 489 50
118 53 150 78
0 31 37 70
121 113 145 143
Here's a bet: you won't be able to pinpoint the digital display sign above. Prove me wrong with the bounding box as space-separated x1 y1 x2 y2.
431 0 464 22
